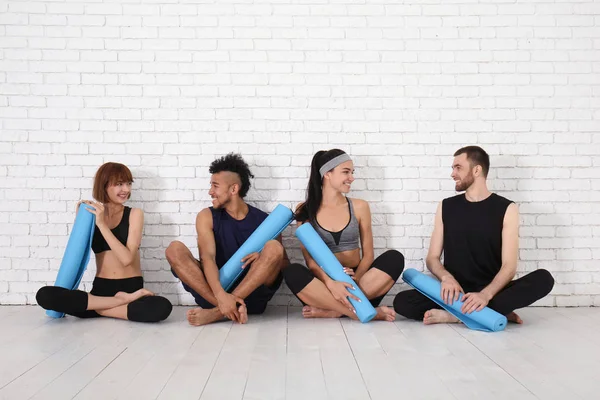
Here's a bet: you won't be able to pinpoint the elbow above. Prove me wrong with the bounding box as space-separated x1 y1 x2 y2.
120 254 135 267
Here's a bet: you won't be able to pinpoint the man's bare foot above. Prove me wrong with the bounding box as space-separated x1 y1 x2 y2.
186 307 222 326
506 311 523 324
423 309 459 325
187 303 248 326
374 306 396 322
237 303 248 324
302 306 343 319
115 288 154 304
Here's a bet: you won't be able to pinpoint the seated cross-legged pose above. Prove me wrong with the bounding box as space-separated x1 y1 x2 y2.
393 146 554 325
166 153 289 326
36 162 173 322
284 149 404 321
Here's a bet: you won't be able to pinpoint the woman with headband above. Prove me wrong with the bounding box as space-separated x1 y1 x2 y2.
284 149 404 321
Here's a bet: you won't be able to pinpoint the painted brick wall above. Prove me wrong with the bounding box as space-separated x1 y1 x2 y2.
1 0 599 306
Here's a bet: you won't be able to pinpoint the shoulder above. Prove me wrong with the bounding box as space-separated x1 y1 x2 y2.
196 207 214 226
492 193 515 207
350 197 369 213
442 194 464 205
249 204 268 220
128 207 143 224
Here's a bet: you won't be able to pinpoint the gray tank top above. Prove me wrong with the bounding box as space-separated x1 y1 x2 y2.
311 198 360 253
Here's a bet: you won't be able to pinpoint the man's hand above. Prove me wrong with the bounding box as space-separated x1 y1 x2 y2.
440 274 464 305
326 280 360 313
241 252 260 269
461 292 491 314
217 292 245 322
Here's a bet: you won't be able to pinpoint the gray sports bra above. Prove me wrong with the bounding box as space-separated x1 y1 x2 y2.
311 198 360 253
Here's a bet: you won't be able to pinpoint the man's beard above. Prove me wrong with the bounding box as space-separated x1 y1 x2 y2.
455 172 475 192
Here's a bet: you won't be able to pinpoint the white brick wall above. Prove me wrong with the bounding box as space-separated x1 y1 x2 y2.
1 0 599 307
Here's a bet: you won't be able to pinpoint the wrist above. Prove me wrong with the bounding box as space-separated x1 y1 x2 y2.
481 290 493 301
441 274 454 282
215 290 228 301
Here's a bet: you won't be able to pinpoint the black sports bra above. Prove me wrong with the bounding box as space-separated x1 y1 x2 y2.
91 206 131 254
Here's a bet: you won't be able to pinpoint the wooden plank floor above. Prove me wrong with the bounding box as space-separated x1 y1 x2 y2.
0 306 599 400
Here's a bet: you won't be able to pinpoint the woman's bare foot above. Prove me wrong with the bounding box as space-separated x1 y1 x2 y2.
506 311 523 324
423 309 459 325
302 306 343 319
374 306 396 322
115 288 154 304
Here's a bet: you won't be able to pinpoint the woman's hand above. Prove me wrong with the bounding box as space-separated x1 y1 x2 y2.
326 280 360 313
85 201 107 229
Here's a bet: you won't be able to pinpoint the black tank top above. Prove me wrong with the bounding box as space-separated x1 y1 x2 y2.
442 193 513 291
91 206 131 254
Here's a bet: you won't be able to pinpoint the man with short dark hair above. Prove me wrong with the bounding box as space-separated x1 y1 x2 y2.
394 146 554 325
166 153 289 326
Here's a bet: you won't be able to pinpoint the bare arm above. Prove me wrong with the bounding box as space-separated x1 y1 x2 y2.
94 207 143 267
481 203 519 300
353 199 374 281
425 201 453 281
196 208 226 298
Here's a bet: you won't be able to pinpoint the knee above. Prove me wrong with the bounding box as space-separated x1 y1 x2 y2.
165 241 186 266
392 291 420 320
378 249 405 281
283 263 314 295
261 240 284 265
154 297 173 321
384 249 405 266
128 296 173 323
36 286 53 310
533 269 555 297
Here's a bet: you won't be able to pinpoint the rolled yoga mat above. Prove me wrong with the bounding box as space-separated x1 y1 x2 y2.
402 268 507 332
295 223 377 323
47 203 96 318
219 204 293 291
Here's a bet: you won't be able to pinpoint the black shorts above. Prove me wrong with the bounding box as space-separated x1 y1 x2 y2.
172 260 282 315
74 276 145 318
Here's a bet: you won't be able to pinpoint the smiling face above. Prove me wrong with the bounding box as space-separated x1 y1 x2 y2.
106 180 132 205
451 153 476 192
324 160 355 193
208 171 239 209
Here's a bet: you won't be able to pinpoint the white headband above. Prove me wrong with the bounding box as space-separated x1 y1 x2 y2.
319 153 352 178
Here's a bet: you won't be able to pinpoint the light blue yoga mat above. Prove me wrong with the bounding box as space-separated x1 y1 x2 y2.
402 268 507 332
295 223 377 323
46 203 96 318
219 204 293 292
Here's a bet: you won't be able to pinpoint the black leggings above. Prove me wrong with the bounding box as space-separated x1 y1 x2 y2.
36 277 172 323
393 269 555 320
284 249 405 307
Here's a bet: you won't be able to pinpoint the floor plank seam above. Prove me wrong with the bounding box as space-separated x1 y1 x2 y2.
196 323 233 400
70 346 127 400
450 324 541 400
155 326 205 400
340 320 373 400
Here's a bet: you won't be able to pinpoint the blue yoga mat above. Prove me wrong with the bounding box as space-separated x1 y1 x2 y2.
295 223 377 323
46 203 96 318
402 268 507 332
219 204 293 292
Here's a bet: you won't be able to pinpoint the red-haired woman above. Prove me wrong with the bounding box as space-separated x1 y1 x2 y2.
36 162 172 322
